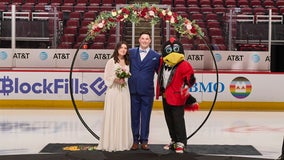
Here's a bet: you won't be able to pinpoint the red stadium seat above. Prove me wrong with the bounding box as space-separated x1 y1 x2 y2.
66 20 80 28
224 0 236 8
212 37 225 44
200 7 214 14
207 21 220 28
199 0 211 7
211 0 224 7
250 0 262 8
280 8 284 15
195 21 206 28
11 0 24 5
79 27 89 35
0 0 11 5
186 0 199 7
21 3 34 12
25 0 37 4
63 0 76 6
115 0 127 4
190 13 204 22
81 20 93 27
61 1 73 12
205 13 218 21
174 5 188 12
74 5 86 12
61 35 75 43
238 0 249 7
0 4 7 12
107 34 117 43
105 42 116 49
214 7 226 14
6 4 21 11
34 4 46 12
93 34 106 42
89 0 102 5
276 1 284 8
69 12 81 20
61 5 73 12
254 7 266 15
90 42 105 49
240 7 253 15
64 27 78 35
50 0 62 6
266 7 280 15
188 6 200 13
174 0 186 7
208 28 222 37
76 34 89 43
161 0 173 5
101 0 114 6
176 11 189 18
37 0 50 5
76 0 88 5
83 11 97 21
263 0 275 8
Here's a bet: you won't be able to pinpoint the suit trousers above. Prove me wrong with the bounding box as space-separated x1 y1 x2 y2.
131 94 153 144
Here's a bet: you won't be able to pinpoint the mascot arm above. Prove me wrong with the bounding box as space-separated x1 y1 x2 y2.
189 74 196 86
182 62 196 88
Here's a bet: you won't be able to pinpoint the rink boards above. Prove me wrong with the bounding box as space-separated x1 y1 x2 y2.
0 70 283 111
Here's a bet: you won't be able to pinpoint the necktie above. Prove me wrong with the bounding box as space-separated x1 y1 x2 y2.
139 50 147 53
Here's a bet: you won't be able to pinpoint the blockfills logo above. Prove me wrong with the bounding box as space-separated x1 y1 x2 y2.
230 77 252 99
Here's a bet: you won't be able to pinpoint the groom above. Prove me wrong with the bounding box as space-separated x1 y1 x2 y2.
128 31 161 150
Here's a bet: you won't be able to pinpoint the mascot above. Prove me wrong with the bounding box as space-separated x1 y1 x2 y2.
156 37 199 153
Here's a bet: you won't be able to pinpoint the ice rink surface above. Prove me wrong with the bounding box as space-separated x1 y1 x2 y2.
0 109 283 159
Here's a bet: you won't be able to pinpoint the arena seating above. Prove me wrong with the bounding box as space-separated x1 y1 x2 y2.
0 0 283 50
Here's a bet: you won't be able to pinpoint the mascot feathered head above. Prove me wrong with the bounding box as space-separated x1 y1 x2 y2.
161 37 185 68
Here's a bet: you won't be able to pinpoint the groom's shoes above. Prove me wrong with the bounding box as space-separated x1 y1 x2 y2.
131 143 138 150
141 143 150 150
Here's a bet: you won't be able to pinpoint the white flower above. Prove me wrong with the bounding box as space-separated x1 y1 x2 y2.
170 16 175 23
161 10 166 16
111 11 117 16
149 10 155 16
124 14 129 19
98 22 104 28
186 23 192 30
167 11 172 16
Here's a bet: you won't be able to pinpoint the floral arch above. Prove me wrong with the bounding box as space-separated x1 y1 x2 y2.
69 3 218 141
86 2 204 41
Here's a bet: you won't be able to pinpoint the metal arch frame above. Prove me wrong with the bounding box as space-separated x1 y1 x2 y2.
69 13 219 142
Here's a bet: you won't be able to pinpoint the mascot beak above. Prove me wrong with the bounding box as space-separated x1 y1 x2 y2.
163 52 185 67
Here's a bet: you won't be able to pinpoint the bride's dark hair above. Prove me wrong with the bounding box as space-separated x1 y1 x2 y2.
111 41 130 65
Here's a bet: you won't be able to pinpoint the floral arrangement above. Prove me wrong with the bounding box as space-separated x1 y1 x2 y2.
115 67 131 88
87 3 204 40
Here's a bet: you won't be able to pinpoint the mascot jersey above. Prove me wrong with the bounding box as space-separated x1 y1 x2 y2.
155 37 196 107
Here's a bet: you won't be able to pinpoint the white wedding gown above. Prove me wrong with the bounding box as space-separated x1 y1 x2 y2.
96 58 133 152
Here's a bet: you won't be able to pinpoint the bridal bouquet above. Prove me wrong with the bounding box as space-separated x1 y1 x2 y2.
115 67 131 88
